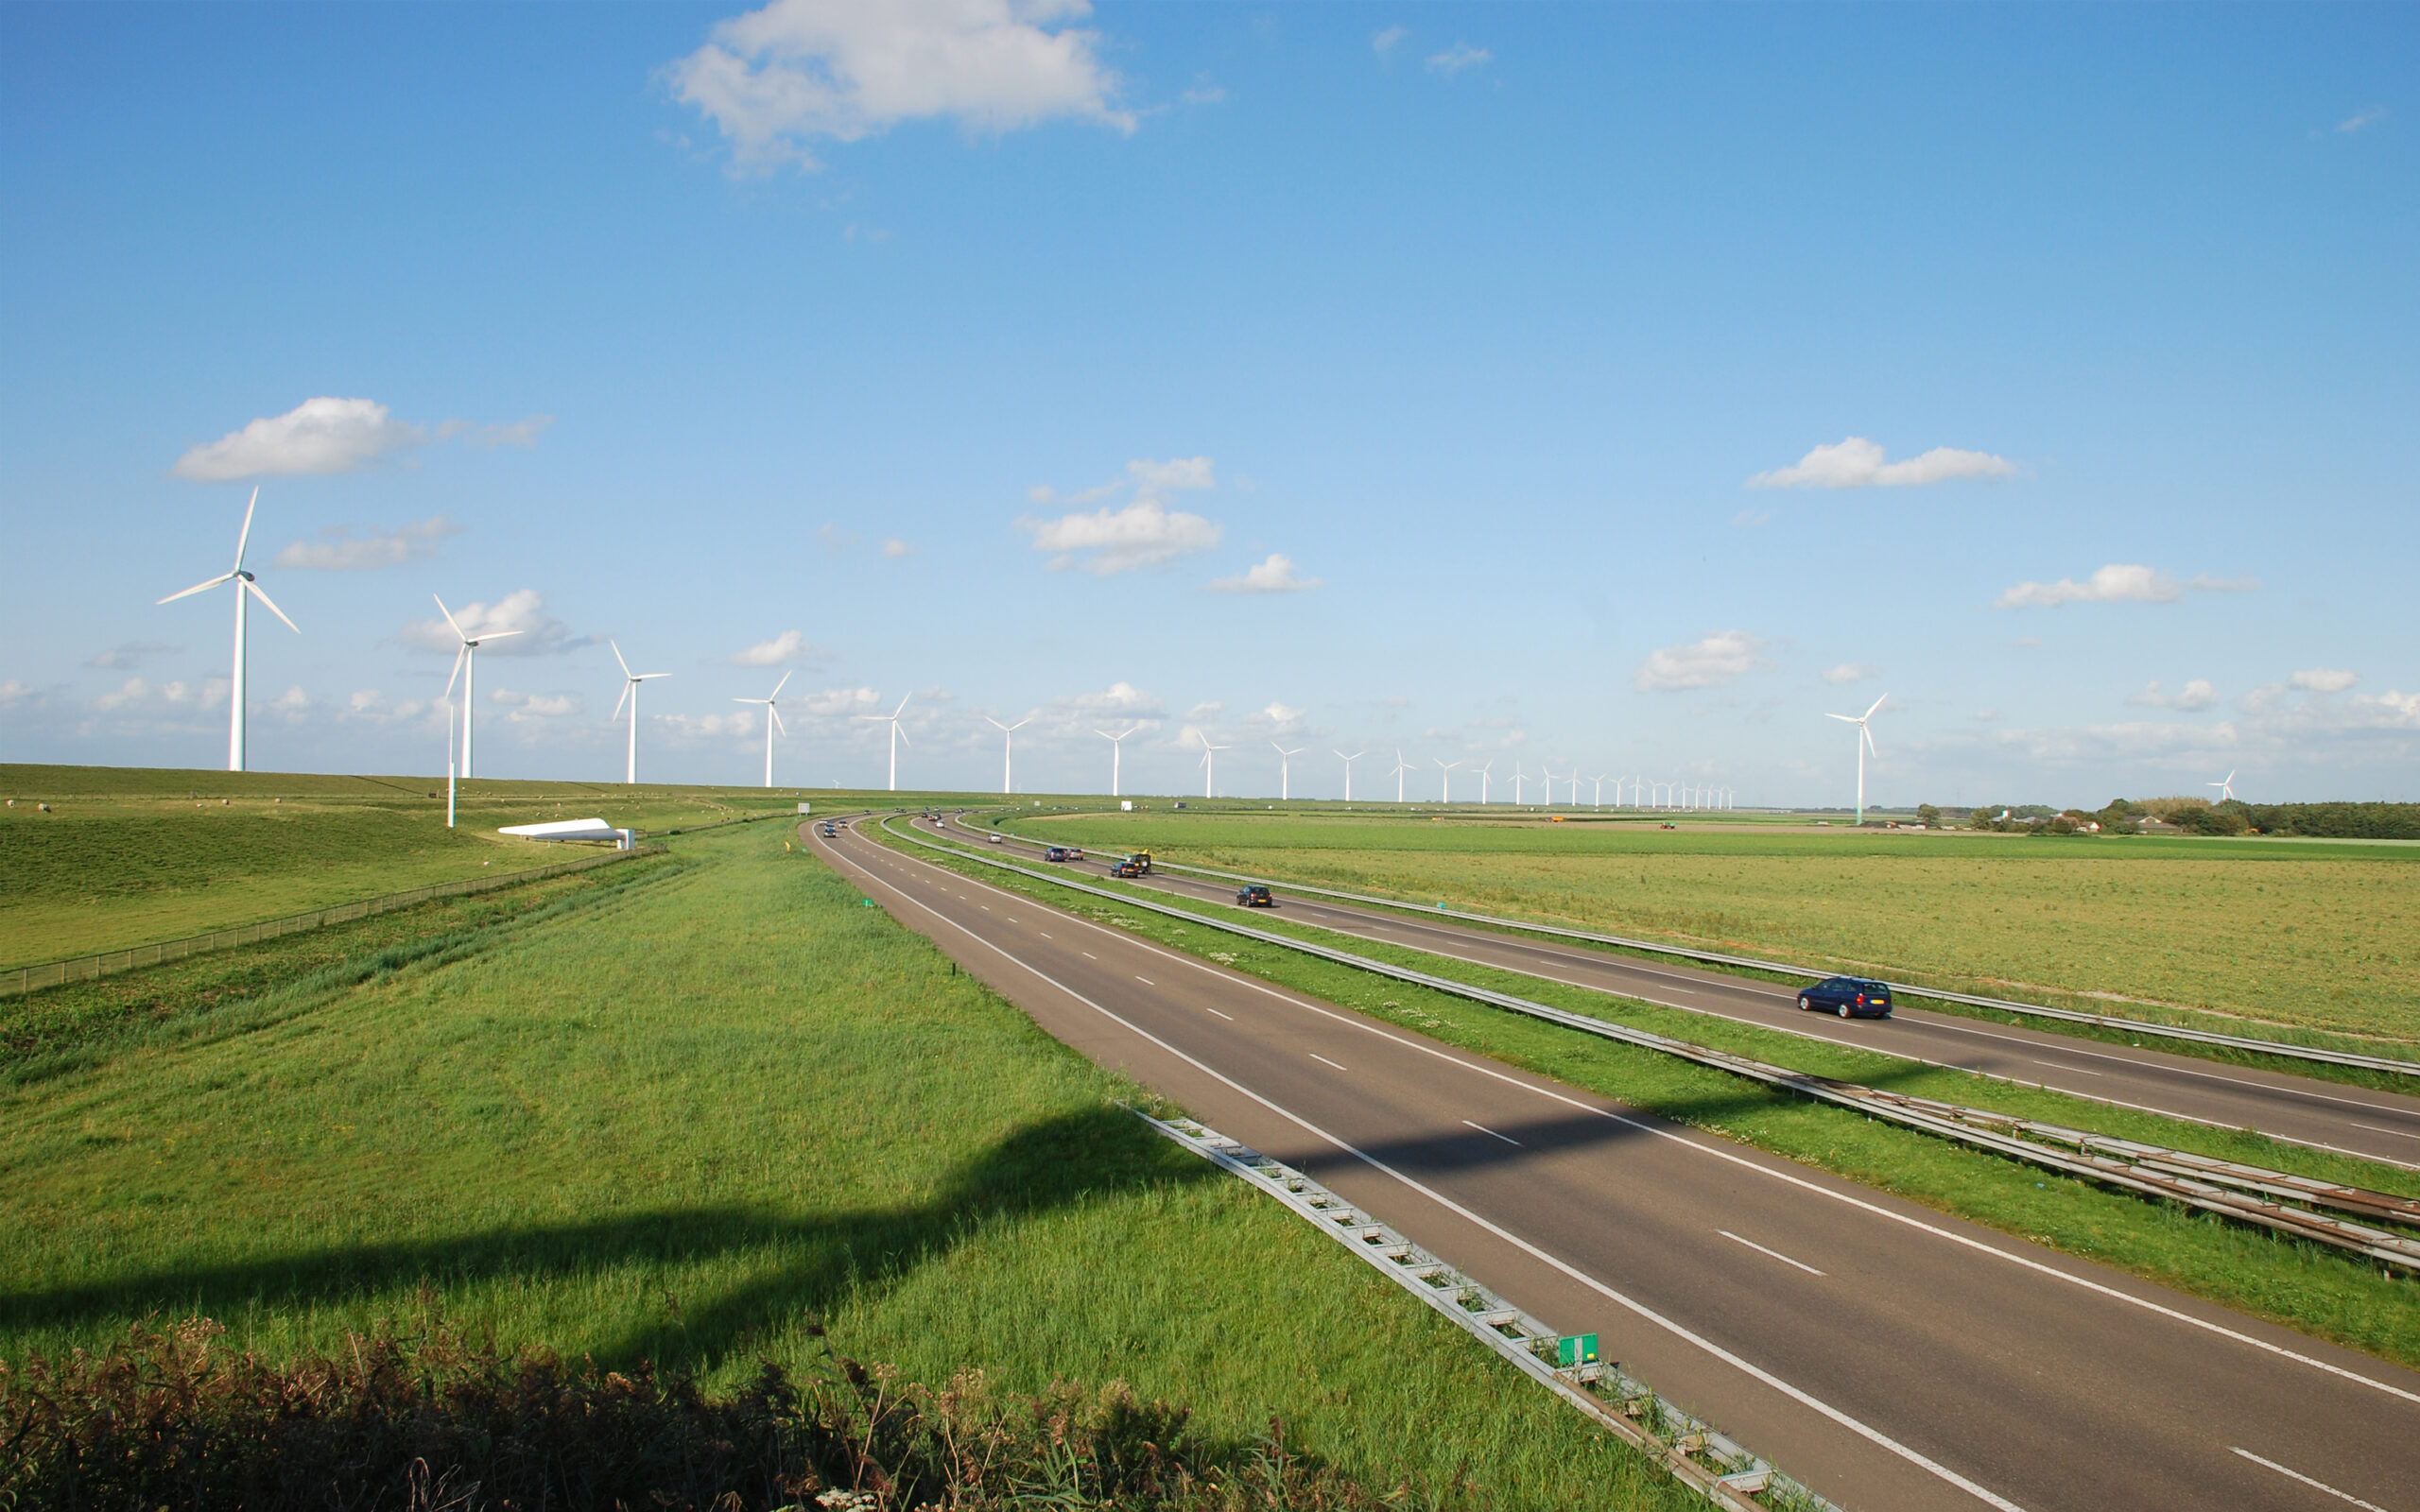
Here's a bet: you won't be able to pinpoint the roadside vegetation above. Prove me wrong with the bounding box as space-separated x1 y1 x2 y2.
1017 810 2420 1048
0 818 1698 1512
876 818 2420 1371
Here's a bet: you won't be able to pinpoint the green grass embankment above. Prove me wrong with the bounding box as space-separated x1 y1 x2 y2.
0 821 1696 1512
876 820 2420 1372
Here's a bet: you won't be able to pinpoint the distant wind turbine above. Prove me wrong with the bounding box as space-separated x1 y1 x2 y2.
1194 732 1230 798
1272 743 1305 800
986 713 1034 795
1390 748 1413 803
1334 748 1366 801
2207 769 2238 804
1097 726 1136 797
732 671 792 788
1474 759 1494 804
1433 756 1461 803
1512 763 1526 805
855 694 912 792
157 486 299 772
610 641 670 785
435 595 522 781
1825 694 1888 824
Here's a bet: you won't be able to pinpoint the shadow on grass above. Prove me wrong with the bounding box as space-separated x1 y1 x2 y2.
0 1103 1211 1371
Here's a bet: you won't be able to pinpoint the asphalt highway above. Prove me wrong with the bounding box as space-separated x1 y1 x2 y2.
813 816 2420 1512
947 815 2420 1173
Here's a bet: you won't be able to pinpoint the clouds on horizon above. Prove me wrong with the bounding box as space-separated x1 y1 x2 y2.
1750 436 2017 490
1020 455 1222 574
174 398 549 481
276 515 460 571
1996 563 2256 609
399 589 581 656
1634 630 1767 692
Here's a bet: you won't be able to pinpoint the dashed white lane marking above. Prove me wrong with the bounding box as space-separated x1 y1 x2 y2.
2035 1059 2100 1075
1081 951 1097 959
1038 932 1053 940
1206 1006 1234 1021
1462 1119 1520 1146
1136 976 1154 986
2231 1448 2392 1510
1310 1053 1350 1072
1721 1229 1825 1277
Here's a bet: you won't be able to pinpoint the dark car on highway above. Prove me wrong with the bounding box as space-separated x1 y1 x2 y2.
1798 976 1893 1018
1108 859 1143 878
1236 884 1274 907
1044 846 1071 862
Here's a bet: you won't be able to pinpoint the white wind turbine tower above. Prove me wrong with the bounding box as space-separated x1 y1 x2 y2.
1334 748 1366 801
1433 756 1461 803
855 694 913 792
986 713 1034 795
1271 743 1305 800
1592 773 1607 809
2207 769 2238 804
1511 763 1526 805
1097 726 1137 797
1193 732 1230 798
157 486 299 773
610 641 670 785
733 671 792 788
434 595 522 780
1474 759 1494 804
1825 693 1887 825
1390 748 1414 803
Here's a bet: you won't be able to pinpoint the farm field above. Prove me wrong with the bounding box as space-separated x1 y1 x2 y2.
0 816 1692 1512
1019 811 2420 1047
0 764 830 968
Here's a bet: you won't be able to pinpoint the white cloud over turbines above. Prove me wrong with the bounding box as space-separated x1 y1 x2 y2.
397 590 580 656
1019 455 1223 574
173 398 550 481
1634 630 1768 692
667 0 1134 171
2128 679 2220 711
1206 553 1320 593
732 629 823 666
1750 436 2017 490
1995 564 2257 610
276 516 461 571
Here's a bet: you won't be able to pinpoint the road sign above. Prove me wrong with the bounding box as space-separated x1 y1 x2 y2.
1555 1333 1599 1368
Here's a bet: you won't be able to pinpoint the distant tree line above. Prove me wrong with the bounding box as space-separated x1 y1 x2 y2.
1916 798 2420 838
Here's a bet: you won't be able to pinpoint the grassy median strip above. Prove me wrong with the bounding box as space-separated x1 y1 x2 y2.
0 822 1699 1512
875 821 2420 1370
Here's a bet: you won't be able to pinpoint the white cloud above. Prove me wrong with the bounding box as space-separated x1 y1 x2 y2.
174 397 424 481
0 679 35 709
1019 456 1223 575
341 689 437 726
1995 564 2257 610
1206 552 1320 593
1749 436 2017 490
1427 43 1490 76
804 685 882 716
1184 701 1222 721
818 523 860 552
1181 76 1223 106
1820 662 1878 685
1247 701 1309 737
398 589 579 656
276 515 461 571
1634 630 1767 693
1051 680 1165 720
881 537 911 558
659 709 756 741
490 689 583 722
87 641 179 670
732 629 821 666
2291 667 2359 693
667 0 1134 170
1372 25 1406 56
1733 507 1773 529
2127 679 2219 711
94 677 226 713
270 685 311 716
2340 105 2388 133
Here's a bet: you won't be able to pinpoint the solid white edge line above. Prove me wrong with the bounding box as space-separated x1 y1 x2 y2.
2230 1448 2394 1511
820 828 2027 1512
856 822 2420 1410
1720 1229 1825 1277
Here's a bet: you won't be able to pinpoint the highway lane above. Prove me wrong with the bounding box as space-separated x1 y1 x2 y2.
945 815 2420 1173
818 816 2420 1512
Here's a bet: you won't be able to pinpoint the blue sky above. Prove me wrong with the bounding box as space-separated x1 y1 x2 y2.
3 3 2413 805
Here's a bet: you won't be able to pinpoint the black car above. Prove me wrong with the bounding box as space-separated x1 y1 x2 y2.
1798 976 1893 1019
1236 885 1274 907
1108 860 1143 878
1044 846 1071 862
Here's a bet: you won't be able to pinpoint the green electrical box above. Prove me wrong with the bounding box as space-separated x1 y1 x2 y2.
1555 1333 1599 1368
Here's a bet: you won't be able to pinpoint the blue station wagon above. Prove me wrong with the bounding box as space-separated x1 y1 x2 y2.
1798 976 1893 1019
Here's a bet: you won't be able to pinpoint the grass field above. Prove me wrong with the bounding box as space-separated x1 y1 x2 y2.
878 818 2420 1370
0 816 1697 1511
1017 811 2420 1046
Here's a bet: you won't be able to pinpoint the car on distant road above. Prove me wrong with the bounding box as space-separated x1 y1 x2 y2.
1044 846 1071 862
1798 976 1893 1019
1236 884 1274 907
988 832 1004 844
1108 859 1143 878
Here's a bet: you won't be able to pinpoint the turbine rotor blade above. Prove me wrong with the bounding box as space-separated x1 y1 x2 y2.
1824 713 1857 724
245 577 301 633
769 670 792 699
477 628 523 643
613 682 631 721
434 593 469 642
611 640 632 679
159 572 236 605
445 645 468 700
232 485 260 571
892 693 911 717
1864 694 1888 719
895 723 911 747
769 707 786 734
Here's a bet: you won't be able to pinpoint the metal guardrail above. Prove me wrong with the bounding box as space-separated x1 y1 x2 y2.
1139 1110 1833 1512
0 842 666 999
973 816 2420 1079
884 816 2420 1271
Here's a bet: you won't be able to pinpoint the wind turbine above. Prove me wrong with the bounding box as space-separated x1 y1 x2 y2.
1390 748 1413 803
1193 732 1230 798
2207 769 2238 804
855 694 912 792
1272 742 1305 800
1433 756 1461 803
1592 773 1607 808
733 671 792 788
1097 726 1136 797
1825 694 1887 824
610 641 670 785
1512 763 1526 805
1474 759 1494 804
157 486 299 772
434 595 522 780
986 713 1034 795
1334 748 1366 801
